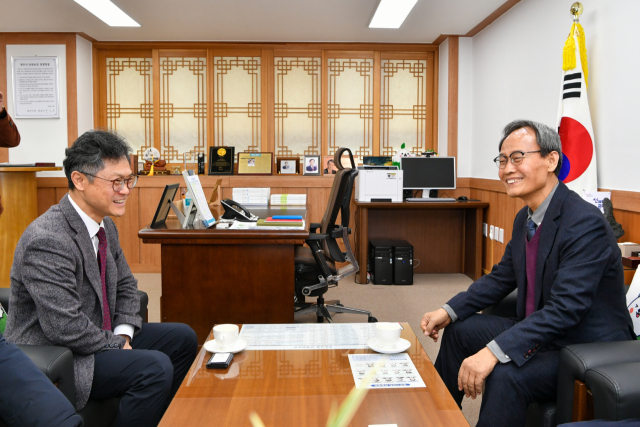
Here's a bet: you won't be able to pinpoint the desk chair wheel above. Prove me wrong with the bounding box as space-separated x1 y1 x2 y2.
368 317 378 323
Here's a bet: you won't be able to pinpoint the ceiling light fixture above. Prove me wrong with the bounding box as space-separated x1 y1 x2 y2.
369 0 418 29
74 0 140 27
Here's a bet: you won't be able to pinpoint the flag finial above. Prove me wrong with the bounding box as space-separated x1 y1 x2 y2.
570 2 583 22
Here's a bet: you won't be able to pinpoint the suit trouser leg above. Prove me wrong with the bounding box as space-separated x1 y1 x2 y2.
0 333 82 427
90 323 197 427
434 314 559 427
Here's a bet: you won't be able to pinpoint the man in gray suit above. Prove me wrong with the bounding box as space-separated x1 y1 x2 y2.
6 130 198 427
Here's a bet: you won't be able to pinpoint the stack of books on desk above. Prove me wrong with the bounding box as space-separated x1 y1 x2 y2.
270 194 307 206
257 215 304 227
232 188 270 205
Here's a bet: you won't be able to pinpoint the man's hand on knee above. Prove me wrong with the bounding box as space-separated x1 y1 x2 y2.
458 347 498 399
420 308 451 342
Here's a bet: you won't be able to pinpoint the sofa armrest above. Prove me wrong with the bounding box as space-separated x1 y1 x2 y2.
556 341 640 424
585 361 640 421
0 287 9 310
483 289 517 318
15 344 76 407
137 290 148 323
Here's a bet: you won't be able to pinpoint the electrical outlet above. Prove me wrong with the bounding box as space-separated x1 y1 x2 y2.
489 225 495 240
483 223 488 237
498 228 504 243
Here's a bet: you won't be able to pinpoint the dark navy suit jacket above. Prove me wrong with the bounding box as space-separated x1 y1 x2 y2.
447 181 634 366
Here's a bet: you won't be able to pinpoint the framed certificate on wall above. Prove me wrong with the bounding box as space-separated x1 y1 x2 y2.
237 152 273 175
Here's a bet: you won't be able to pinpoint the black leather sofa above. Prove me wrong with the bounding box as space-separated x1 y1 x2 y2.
0 287 149 427
484 288 640 427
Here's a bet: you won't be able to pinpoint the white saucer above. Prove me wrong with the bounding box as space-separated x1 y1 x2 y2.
203 338 248 354
367 337 411 354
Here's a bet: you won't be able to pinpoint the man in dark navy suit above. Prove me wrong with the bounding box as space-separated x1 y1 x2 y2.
421 120 634 427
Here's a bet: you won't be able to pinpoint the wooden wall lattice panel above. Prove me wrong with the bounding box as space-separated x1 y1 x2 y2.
106 58 153 158
381 58 430 156
213 56 261 153
274 57 321 158
159 56 207 162
327 57 374 157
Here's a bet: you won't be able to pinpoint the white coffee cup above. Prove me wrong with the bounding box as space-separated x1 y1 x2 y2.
376 322 402 347
213 324 239 349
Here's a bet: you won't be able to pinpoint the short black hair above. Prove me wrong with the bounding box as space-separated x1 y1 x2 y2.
498 119 563 176
63 130 132 190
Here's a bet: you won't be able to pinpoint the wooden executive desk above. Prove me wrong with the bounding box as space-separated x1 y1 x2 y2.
159 323 469 427
354 200 489 284
138 207 308 343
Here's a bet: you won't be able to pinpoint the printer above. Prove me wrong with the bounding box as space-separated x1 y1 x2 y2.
354 166 403 203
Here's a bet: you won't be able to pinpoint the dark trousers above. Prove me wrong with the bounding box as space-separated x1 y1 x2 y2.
0 332 82 427
90 323 198 427
561 421 640 427
435 314 559 427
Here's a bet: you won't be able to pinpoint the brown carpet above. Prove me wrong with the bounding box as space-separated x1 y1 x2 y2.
134 272 482 426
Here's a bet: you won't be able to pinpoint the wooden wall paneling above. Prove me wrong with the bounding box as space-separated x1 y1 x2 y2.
307 187 331 224
0 34 7 163
447 37 459 161
66 34 78 146
55 187 68 203
604 189 640 214
152 49 161 152
324 51 375 59
206 48 214 157
98 50 108 128
36 188 57 217
321 50 328 156
432 50 439 150
465 0 523 38
372 51 381 156
263 49 273 154
157 49 207 58
111 188 140 264
426 51 436 152
93 46 100 129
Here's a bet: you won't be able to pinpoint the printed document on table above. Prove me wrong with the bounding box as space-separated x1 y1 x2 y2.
228 221 305 230
239 323 378 350
348 353 426 389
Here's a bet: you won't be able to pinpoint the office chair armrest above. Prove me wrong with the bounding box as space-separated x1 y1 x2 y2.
556 341 640 424
16 344 76 407
306 233 328 241
309 223 322 233
137 290 148 323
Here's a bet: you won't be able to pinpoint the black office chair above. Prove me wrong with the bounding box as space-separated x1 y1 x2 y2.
294 148 377 323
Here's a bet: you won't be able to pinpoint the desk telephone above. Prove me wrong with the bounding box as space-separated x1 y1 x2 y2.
221 199 259 222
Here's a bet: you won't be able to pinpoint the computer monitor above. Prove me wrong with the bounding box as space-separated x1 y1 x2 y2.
401 156 456 198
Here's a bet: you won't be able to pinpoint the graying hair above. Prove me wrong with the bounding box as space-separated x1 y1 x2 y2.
63 130 132 190
498 119 563 176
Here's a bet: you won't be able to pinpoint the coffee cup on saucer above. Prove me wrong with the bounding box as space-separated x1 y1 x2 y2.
213 324 239 350
376 322 402 347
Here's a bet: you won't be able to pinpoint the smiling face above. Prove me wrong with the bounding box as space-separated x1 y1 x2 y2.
499 127 559 211
70 157 133 223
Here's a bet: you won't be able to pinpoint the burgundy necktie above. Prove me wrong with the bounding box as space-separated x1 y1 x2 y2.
97 227 112 331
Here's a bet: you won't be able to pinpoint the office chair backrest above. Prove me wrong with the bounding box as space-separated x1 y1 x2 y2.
319 148 358 263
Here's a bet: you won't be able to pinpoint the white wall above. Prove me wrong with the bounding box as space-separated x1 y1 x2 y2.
461 0 640 191
76 35 93 136
438 38 449 157
6 44 67 177
457 37 473 178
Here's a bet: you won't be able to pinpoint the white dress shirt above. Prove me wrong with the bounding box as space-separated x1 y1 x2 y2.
68 194 134 341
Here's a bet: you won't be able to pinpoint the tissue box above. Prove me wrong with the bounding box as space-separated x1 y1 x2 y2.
618 243 640 257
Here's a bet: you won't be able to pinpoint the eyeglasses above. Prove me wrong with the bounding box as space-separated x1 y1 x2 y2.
81 172 138 192
493 151 541 169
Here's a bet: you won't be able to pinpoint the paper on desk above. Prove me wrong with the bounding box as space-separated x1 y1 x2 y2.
239 323 378 350
228 220 305 230
349 353 426 389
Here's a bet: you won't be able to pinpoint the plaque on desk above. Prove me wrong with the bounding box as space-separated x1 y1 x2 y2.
208 147 234 175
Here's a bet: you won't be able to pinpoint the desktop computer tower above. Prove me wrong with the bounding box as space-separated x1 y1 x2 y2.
368 240 393 285
393 240 414 285
368 239 413 285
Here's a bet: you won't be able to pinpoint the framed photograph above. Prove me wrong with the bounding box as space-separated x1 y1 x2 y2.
208 146 235 175
237 152 273 175
277 157 299 175
322 156 338 175
303 155 321 176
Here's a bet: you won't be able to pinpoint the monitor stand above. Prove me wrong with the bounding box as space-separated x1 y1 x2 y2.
421 189 438 199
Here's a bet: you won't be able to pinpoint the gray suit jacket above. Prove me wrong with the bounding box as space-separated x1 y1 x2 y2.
5 194 142 410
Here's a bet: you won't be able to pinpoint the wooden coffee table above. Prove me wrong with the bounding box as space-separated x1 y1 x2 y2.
159 323 469 427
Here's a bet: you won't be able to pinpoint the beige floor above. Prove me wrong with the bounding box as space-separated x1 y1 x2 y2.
134 272 483 426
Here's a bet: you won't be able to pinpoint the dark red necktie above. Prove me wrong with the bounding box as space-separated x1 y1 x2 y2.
97 227 111 331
